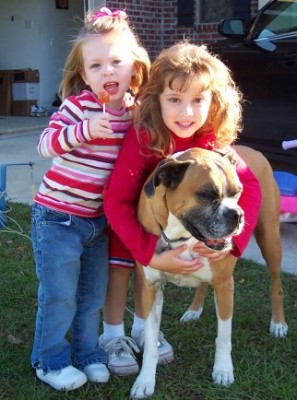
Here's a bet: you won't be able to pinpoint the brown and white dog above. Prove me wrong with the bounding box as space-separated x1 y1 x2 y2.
130 145 288 400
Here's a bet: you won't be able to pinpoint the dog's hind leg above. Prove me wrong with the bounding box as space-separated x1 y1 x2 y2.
235 144 288 337
254 174 288 338
180 282 209 323
131 281 163 399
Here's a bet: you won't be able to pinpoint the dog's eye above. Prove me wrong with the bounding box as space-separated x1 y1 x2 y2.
198 186 219 202
228 186 242 200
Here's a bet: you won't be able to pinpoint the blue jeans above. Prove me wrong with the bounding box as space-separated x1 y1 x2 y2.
31 203 108 372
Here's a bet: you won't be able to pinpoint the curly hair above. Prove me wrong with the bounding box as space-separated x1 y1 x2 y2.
59 9 150 100
134 41 243 156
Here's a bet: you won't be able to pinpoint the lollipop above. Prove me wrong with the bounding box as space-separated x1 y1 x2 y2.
99 90 109 114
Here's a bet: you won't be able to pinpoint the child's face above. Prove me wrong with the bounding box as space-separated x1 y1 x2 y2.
159 76 212 138
81 31 136 110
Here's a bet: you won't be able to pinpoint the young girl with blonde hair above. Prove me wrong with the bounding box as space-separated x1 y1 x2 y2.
31 7 150 391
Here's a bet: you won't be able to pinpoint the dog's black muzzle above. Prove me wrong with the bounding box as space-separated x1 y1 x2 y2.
180 207 243 251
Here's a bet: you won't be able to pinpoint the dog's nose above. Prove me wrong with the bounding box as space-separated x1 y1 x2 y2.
224 208 243 224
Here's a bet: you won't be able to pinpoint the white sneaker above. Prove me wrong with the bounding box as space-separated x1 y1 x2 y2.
83 363 110 383
132 330 174 365
99 335 140 376
36 365 87 391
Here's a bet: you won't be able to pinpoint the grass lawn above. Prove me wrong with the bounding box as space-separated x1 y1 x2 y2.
0 202 296 400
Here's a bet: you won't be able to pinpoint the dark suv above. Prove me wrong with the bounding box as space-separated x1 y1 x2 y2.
211 0 297 170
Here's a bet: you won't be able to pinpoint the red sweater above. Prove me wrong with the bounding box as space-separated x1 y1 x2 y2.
104 126 262 265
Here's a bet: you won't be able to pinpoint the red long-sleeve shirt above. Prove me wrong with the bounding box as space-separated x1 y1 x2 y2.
104 126 262 266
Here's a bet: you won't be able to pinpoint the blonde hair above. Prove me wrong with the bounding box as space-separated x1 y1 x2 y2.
134 41 243 156
59 9 150 100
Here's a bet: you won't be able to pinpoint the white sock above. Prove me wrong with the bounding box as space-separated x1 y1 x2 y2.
103 322 125 341
131 314 145 336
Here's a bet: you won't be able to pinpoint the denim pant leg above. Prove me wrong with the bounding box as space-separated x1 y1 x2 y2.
71 215 109 368
30 204 108 371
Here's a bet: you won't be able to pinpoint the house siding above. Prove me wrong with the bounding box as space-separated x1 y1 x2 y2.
106 0 260 58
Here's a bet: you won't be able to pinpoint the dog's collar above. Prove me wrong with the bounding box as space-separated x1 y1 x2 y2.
150 203 192 250
160 226 192 251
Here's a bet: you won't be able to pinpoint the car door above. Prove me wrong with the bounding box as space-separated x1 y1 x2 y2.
212 0 297 168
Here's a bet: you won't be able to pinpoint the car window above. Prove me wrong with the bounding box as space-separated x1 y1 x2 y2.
254 0 297 39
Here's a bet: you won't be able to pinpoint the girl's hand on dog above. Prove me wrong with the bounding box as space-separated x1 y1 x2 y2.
193 241 230 261
149 245 204 275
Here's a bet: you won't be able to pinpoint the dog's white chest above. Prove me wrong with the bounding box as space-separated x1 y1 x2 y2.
166 262 212 287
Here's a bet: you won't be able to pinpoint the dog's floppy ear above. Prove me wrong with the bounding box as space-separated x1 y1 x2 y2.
215 148 237 167
223 149 237 167
144 158 192 197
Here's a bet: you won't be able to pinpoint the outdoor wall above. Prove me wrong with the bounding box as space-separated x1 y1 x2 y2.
0 0 267 112
0 0 84 108
106 0 263 60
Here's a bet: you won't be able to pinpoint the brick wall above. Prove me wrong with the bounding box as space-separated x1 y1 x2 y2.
107 0 260 59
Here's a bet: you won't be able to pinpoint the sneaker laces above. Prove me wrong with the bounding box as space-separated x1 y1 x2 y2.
133 330 168 349
105 336 140 357
157 331 167 348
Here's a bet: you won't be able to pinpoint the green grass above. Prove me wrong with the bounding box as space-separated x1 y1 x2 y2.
0 203 297 400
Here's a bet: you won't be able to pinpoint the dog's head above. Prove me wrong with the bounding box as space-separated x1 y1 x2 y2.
144 148 244 251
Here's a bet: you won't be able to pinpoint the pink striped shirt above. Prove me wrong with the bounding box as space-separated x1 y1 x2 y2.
34 90 133 217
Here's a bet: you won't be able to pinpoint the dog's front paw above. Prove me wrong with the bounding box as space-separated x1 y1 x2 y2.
130 376 156 399
269 319 288 338
212 365 234 387
180 308 203 323
212 353 234 387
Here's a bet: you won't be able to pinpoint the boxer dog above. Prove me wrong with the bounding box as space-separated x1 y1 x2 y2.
130 145 288 400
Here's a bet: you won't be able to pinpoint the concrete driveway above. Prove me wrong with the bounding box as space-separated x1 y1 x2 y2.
0 119 51 205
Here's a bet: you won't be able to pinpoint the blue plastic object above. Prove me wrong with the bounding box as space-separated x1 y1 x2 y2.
0 164 9 227
273 171 297 196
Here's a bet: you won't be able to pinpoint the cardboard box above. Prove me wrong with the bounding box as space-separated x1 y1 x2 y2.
12 82 39 101
12 69 39 83
12 100 37 116
0 70 12 115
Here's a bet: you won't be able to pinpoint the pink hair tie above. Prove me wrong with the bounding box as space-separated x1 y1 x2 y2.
90 7 127 21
